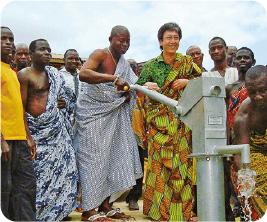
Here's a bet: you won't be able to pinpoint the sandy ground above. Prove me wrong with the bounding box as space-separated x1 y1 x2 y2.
69 191 151 222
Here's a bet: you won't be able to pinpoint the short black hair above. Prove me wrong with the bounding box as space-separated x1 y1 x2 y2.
158 22 182 50
209 36 227 48
29 38 48 53
1 26 12 31
110 25 129 38
237 47 255 61
64 49 78 58
246 65 267 80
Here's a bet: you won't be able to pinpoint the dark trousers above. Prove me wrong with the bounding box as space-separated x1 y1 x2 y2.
126 146 144 203
1 140 36 221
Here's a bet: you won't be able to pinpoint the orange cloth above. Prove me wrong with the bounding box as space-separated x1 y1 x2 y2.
1 61 26 140
132 96 147 150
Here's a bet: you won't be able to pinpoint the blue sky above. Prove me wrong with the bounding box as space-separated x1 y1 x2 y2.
1 0 267 71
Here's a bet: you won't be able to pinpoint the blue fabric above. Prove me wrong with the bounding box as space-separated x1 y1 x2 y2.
27 66 78 221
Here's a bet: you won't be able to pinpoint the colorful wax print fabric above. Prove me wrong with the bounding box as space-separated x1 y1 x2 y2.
136 53 201 221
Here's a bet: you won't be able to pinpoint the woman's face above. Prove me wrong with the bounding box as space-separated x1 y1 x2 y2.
159 30 180 54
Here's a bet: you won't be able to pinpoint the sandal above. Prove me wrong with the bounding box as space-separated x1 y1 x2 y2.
82 212 114 221
106 208 135 220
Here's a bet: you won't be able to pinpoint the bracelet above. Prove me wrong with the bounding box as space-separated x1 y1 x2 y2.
112 76 119 87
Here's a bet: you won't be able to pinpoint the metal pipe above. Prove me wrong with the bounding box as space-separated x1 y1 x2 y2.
130 84 182 115
213 144 251 164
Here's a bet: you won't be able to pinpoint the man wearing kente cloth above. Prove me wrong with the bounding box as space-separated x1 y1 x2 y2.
136 22 201 221
226 47 256 145
18 39 79 221
233 65 267 220
74 25 143 221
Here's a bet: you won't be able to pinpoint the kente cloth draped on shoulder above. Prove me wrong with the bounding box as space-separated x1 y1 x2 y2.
231 130 267 221
136 53 201 221
227 82 248 144
74 55 143 211
27 66 78 221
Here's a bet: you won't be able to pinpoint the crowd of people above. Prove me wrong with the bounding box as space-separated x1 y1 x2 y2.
1 22 266 222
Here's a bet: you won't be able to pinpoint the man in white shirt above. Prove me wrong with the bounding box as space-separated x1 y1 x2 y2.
59 49 81 126
60 49 81 97
203 37 238 86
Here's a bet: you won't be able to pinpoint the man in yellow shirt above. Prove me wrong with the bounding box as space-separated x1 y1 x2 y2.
1 26 36 221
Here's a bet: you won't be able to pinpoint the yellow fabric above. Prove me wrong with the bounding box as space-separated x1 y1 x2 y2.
1 61 26 140
132 96 148 150
141 54 202 221
250 130 267 219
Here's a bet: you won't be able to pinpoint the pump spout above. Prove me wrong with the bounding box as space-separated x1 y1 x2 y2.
213 144 251 164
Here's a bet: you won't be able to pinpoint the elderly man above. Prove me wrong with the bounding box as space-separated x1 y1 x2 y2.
75 25 142 221
186 45 207 72
233 65 267 221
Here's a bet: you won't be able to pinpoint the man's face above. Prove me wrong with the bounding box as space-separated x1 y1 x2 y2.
227 46 237 57
15 46 30 68
159 30 180 54
235 49 255 73
64 51 79 73
31 40 51 66
209 39 227 63
187 47 204 68
110 31 130 55
1 28 14 60
246 75 267 109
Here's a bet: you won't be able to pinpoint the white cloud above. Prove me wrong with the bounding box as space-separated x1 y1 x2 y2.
1 0 267 69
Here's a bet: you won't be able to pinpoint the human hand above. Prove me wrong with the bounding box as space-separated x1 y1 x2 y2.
116 77 130 91
171 79 188 90
27 136 36 160
122 91 132 103
1 136 11 162
57 97 66 109
144 82 160 91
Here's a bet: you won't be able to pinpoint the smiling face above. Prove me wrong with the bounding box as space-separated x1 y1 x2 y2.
109 29 130 56
246 75 267 109
245 66 267 110
159 30 180 54
209 39 227 63
64 50 80 74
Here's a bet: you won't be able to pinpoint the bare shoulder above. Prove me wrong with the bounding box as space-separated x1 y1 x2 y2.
89 48 108 61
17 67 32 82
234 97 251 126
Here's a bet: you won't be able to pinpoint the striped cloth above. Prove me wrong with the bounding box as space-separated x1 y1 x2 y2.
74 55 143 211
